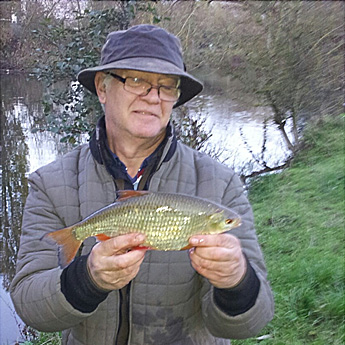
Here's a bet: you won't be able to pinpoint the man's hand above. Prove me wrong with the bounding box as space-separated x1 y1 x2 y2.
188 233 247 289
87 233 148 291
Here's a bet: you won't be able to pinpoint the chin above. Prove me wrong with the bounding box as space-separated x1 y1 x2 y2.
130 123 166 139
133 130 163 140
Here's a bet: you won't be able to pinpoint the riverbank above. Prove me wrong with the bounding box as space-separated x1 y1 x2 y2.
234 115 344 345
18 115 345 345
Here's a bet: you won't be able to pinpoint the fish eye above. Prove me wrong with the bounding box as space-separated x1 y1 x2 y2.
225 219 234 224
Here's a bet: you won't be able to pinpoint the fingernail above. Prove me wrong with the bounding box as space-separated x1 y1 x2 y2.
190 238 204 245
190 238 198 245
189 248 195 255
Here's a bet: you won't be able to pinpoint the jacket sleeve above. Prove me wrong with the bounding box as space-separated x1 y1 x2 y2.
10 168 95 332
202 170 274 339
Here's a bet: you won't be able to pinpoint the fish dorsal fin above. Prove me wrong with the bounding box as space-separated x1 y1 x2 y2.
116 190 150 201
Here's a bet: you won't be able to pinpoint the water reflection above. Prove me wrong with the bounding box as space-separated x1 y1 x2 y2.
0 75 33 291
1 74 77 344
0 74 36 344
192 70 292 175
0 75 74 293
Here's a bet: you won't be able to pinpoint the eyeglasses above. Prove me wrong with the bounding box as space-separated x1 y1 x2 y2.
106 72 181 102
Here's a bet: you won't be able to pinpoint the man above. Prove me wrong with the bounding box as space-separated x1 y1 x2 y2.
11 25 274 345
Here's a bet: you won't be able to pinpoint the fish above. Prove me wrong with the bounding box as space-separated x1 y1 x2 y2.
43 190 241 268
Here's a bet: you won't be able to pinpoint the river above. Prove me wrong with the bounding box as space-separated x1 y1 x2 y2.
0 70 292 344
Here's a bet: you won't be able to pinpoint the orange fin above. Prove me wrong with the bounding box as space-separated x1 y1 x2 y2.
131 245 152 251
116 190 150 201
42 226 82 268
180 243 193 251
96 233 112 241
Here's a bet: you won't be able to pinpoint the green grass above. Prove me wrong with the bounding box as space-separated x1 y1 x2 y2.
20 331 61 345
233 115 344 345
25 116 345 345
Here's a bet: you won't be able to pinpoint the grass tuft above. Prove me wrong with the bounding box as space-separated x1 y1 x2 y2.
233 115 344 345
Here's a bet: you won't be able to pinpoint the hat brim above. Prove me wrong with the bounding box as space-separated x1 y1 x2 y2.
77 57 203 108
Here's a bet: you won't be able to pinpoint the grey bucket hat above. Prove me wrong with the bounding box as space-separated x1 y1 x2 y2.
77 24 203 108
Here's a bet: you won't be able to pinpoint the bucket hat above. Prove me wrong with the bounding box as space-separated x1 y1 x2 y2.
77 24 203 108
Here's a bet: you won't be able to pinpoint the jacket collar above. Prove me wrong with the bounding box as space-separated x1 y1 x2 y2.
89 116 177 186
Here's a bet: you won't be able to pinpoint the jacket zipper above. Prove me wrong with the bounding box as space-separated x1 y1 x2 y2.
115 283 131 345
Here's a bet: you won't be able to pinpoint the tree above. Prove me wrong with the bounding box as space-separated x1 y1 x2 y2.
150 1 343 156
6 1 343 170
30 2 134 143
199 1 343 154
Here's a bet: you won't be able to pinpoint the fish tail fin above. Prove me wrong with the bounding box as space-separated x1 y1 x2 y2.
42 226 82 268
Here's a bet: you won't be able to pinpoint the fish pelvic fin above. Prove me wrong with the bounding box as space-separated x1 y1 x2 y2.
116 190 150 201
42 226 82 268
180 243 193 251
95 233 111 241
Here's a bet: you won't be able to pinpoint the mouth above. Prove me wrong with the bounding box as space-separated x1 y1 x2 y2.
134 110 158 117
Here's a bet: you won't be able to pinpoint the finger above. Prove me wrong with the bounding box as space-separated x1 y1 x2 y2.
96 233 146 256
91 242 147 271
189 233 240 249
190 253 234 275
189 247 247 289
189 246 233 263
110 247 148 271
88 245 148 290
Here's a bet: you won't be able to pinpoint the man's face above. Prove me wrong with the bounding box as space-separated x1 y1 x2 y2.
95 69 179 142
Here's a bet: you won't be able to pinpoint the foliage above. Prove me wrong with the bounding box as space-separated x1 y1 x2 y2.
172 105 211 151
233 115 344 345
26 1 172 144
232 2 343 153
0 1 45 69
2 1 343 162
28 3 135 143
157 1 343 156
16 328 61 345
25 1 209 148
0 79 30 289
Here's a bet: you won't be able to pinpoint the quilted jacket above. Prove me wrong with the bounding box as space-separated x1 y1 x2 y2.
10 122 274 345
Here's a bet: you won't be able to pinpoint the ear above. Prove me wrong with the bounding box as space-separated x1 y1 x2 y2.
94 72 107 104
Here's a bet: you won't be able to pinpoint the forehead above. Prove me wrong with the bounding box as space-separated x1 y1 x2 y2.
115 69 180 82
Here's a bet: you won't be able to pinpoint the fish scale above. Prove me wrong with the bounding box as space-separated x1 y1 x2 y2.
75 198 210 249
44 191 241 267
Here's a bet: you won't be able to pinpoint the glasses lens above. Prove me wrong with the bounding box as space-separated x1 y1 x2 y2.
124 77 180 102
125 77 149 95
159 86 180 101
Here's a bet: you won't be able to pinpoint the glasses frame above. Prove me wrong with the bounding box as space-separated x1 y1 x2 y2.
106 72 181 102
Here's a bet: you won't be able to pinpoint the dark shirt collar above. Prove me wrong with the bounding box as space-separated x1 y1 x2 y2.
104 130 166 183
89 116 177 189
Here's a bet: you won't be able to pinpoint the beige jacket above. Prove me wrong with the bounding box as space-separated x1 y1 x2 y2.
11 139 274 344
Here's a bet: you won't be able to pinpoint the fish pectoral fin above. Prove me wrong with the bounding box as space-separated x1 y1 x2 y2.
95 233 112 241
180 243 193 251
131 245 152 251
116 190 150 201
